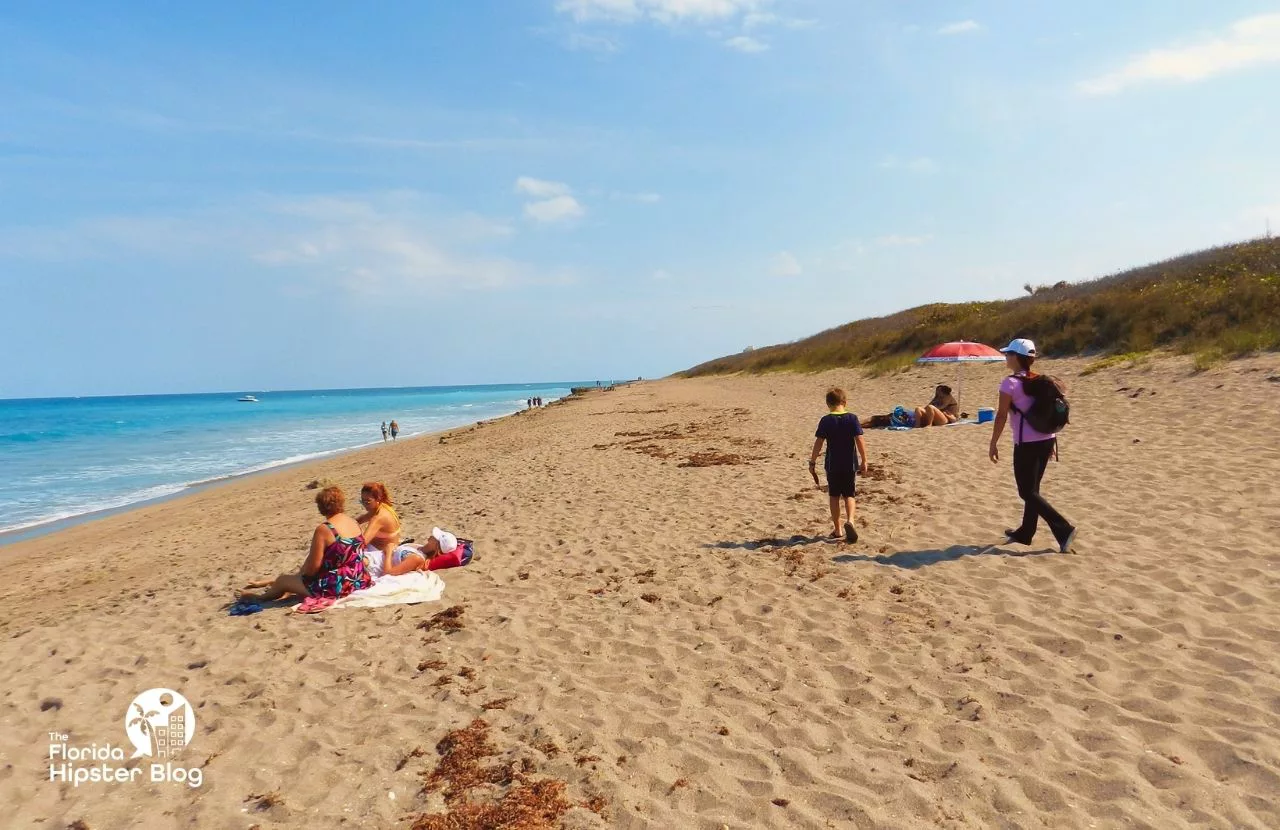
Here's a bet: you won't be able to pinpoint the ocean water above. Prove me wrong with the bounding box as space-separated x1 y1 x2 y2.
0 382 582 539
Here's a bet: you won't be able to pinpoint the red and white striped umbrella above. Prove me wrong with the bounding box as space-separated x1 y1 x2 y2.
915 341 1005 405
915 341 1005 364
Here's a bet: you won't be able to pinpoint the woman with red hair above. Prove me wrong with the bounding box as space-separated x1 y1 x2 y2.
356 481 402 557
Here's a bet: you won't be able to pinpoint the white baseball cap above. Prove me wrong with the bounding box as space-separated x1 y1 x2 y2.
999 338 1037 357
431 527 458 554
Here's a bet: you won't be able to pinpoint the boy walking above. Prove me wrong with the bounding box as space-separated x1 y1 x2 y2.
810 387 867 543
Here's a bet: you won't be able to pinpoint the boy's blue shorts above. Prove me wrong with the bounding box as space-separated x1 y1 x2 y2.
827 469 856 498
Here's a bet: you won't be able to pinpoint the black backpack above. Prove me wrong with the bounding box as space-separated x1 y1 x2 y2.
1015 374 1069 435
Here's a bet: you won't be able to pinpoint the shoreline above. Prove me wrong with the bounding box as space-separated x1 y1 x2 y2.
0 395 573 549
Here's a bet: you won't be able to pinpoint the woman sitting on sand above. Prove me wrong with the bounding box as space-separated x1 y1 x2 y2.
914 385 960 427
236 486 372 604
356 482 402 556
862 386 962 429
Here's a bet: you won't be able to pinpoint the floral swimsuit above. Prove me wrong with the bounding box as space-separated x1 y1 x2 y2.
303 522 372 599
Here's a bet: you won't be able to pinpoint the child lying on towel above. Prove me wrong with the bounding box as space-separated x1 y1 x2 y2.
379 527 473 576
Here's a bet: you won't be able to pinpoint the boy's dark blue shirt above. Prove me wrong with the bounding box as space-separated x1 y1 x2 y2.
816 412 863 472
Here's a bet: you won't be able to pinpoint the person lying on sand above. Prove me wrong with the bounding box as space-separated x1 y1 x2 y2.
861 387 964 429
236 486 372 604
382 527 465 575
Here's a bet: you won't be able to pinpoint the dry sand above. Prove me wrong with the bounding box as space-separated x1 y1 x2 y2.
2 355 1279 829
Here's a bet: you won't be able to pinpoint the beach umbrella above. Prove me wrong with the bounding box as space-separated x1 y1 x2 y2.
915 341 1005 405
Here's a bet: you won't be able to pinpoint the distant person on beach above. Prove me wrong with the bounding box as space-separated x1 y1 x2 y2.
810 387 867 543
389 420 399 440
527 398 532 409
989 338 1076 552
380 421 388 441
235 486 371 604
356 481 402 556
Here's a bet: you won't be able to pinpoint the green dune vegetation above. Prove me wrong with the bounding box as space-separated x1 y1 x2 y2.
681 237 1280 377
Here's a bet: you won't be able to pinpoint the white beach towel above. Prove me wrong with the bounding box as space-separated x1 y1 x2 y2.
332 570 445 609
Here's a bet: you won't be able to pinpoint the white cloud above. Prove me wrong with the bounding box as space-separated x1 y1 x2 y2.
770 250 802 277
516 177 586 223
938 20 981 36
0 192 556 292
556 0 770 25
524 195 586 223
566 31 621 53
724 35 769 53
744 11 815 30
879 155 938 174
874 234 932 247
610 191 662 203
1079 13 1280 96
515 176 572 198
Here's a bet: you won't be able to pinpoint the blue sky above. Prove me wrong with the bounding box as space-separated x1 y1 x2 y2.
2 1 1278 397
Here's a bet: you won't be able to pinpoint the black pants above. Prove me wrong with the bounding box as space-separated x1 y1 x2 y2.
1012 439 1072 541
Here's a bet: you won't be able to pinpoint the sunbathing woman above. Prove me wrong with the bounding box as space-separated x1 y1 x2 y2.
356 481 402 556
914 385 960 427
383 528 463 575
236 486 371 604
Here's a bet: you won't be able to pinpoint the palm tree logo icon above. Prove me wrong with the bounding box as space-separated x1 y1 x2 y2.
124 688 195 759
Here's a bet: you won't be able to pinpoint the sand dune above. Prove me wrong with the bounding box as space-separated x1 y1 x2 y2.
2 355 1279 828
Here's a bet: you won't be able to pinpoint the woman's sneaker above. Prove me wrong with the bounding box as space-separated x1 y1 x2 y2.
1056 527 1077 553
1004 529 1033 545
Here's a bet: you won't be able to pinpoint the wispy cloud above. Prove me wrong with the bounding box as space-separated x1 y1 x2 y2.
874 234 932 247
0 191 564 293
556 0 771 25
744 11 816 30
938 20 981 36
554 0 812 53
724 35 769 53
879 155 938 174
610 191 662 203
652 268 672 280
566 31 621 53
770 250 802 277
515 176 572 198
1079 13 1280 96
524 195 586 223
516 176 585 223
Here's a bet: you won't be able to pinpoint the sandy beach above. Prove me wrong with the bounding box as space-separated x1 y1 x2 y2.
2 355 1279 829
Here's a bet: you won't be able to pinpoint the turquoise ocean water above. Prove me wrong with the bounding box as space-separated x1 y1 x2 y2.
0 382 581 540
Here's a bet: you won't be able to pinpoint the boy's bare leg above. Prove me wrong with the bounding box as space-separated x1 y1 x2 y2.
829 495 842 536
844 496 856 525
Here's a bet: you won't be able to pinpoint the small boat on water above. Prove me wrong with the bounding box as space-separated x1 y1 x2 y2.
238 395 260 403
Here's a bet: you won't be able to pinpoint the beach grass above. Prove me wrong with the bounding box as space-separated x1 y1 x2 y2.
680 237 1280 376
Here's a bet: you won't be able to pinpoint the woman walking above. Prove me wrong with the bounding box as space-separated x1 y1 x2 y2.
988 338 1076 552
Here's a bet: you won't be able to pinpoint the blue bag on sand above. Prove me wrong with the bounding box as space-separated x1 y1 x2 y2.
890 406 914 429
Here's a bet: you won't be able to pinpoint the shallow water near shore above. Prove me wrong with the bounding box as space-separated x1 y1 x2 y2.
0 382 580 538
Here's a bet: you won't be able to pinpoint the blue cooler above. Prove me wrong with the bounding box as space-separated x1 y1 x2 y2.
977 407 995 424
